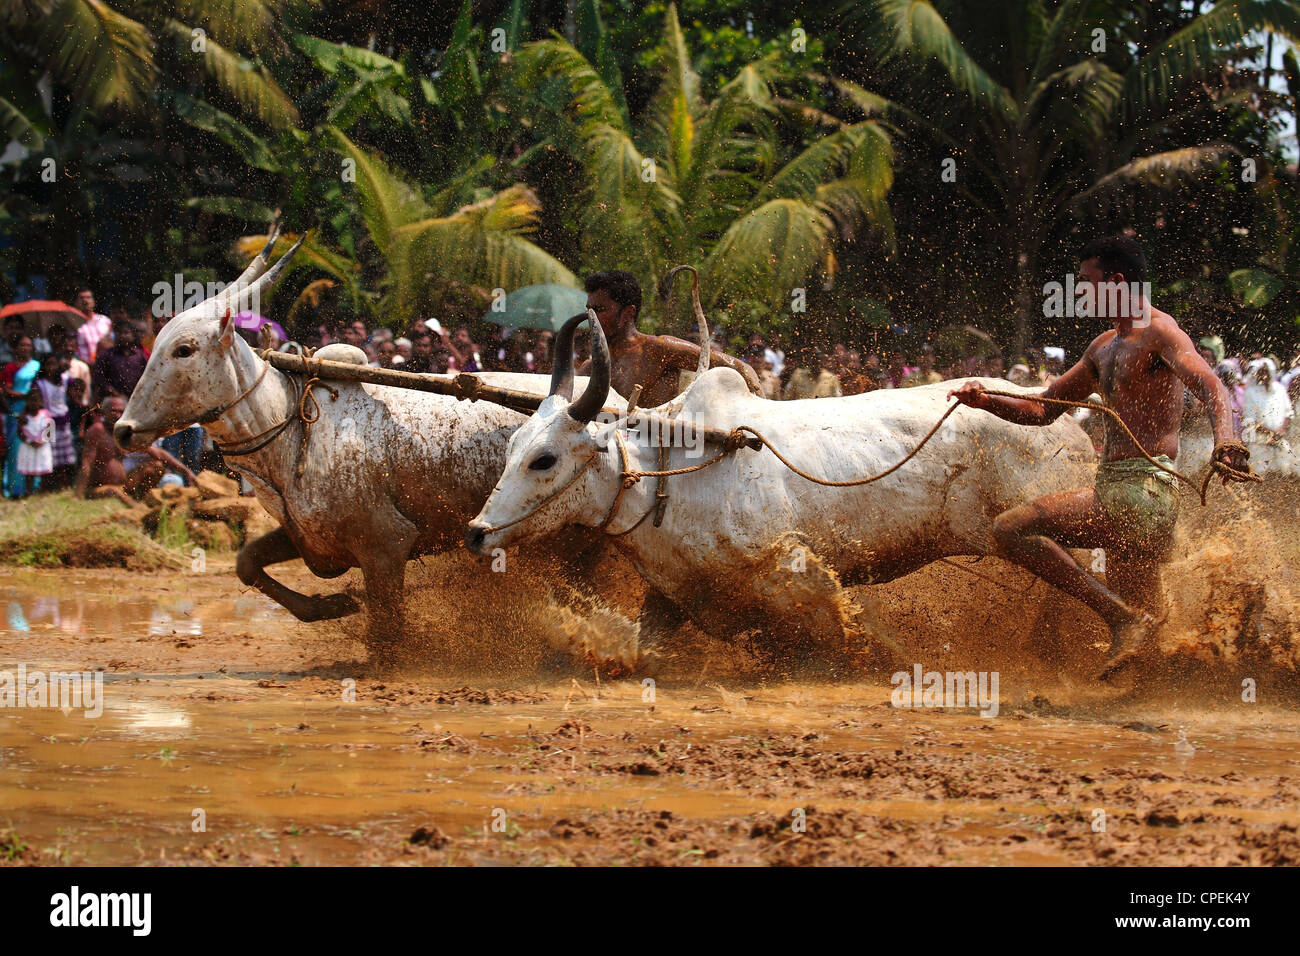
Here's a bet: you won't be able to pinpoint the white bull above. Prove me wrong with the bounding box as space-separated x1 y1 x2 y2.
117 230 625 664
467 314 1097 668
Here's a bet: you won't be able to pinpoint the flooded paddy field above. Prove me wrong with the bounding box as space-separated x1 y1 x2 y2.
1 480 1298 867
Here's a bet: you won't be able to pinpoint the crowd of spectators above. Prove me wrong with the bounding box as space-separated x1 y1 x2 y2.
1 289 194 501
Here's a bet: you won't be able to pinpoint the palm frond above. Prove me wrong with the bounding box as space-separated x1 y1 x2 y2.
515 38 628 134
174 0 308 52
169 92 279 171
753 121 893 205
325 127 426 258
702 198 834 310
293 32 405 76
644 3 702 177
1028 0 1093 88
875 0 1017 118
1077 143 1240 203
1123 0 1300 121
0 94 45 149
164 19 298 129
286 277 338 326
36 0 155 112
1029 59 1123 140
186 196 276 220
386 190 576 318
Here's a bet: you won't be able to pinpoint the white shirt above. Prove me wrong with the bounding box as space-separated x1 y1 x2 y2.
75 313 112 364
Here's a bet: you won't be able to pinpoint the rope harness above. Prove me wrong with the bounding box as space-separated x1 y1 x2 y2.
211 349 339 480
481 387 1261 538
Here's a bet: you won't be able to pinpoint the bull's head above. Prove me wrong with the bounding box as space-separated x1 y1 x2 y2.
465 309 611 555
115 226 302 450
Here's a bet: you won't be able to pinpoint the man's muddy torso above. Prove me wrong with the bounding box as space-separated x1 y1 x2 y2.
610 332 686 408
1089 313 1186 463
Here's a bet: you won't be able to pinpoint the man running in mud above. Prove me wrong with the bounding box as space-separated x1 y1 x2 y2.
579 270 760 407
949 236 1251 679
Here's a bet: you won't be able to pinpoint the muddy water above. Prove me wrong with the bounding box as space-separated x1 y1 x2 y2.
2 562 1300 866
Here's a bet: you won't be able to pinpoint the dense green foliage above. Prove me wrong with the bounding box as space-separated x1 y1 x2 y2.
3 0 1299 358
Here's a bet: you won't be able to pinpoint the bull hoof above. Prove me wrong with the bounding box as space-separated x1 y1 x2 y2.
293 592 362 623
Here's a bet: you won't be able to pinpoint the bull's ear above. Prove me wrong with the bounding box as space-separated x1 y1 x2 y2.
592 417 620 450
218 308 236 347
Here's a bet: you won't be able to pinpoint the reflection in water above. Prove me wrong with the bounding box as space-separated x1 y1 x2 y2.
109 697 193 733
150 601 200 639
1 584 284 642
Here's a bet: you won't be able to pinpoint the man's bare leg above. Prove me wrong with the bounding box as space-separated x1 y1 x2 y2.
992 488 1157 677
1094 548 1167 678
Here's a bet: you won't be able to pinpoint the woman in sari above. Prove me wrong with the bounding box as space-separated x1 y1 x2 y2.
3 335 40 497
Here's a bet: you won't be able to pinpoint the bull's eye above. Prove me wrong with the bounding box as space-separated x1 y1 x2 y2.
173 344 196 359
529 452 557 471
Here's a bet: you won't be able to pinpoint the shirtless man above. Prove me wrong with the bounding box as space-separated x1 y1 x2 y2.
75 396 195 504
949 236 1251 679
578 270 760 407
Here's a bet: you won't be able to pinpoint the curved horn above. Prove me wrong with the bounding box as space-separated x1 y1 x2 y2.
230 233 306 312
660 264 710 378
548 311 587 400
172 221 281 321
568 308 609 424
211 221 282 309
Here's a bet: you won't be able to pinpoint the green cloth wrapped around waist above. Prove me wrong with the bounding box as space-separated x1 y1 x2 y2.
1095 454 1180 546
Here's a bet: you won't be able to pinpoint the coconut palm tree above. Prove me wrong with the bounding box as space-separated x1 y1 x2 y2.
209 34 576 327
515 2 896 323
0 0 305 292
856 0 1300 354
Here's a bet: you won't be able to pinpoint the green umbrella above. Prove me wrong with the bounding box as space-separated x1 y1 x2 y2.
482 283 589 332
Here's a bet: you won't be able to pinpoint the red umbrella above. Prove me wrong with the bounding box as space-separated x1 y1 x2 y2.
0 300 85 336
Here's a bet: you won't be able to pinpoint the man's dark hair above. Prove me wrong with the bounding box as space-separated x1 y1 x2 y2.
584 270 642 312
1080 236 1146 285
409 329 433 343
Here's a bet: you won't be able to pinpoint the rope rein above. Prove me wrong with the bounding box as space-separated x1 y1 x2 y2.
613 390 1258 505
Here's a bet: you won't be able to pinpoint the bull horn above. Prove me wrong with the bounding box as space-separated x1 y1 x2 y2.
549 311 587 400
660 264 710 378
172 221 281 321
568 308 609 424
209 221 282 312
230 233 306 312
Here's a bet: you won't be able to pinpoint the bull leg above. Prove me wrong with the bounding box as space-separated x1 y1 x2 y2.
356 538 414 670
236 527 360 622
636 588 687 664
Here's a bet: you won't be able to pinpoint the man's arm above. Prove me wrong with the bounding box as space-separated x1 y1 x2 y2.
146 444 197 483
949 351 1099 425
655 336 762 393
1157 323 1236 448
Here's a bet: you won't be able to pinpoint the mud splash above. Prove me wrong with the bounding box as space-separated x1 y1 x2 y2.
0 479 1297 865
